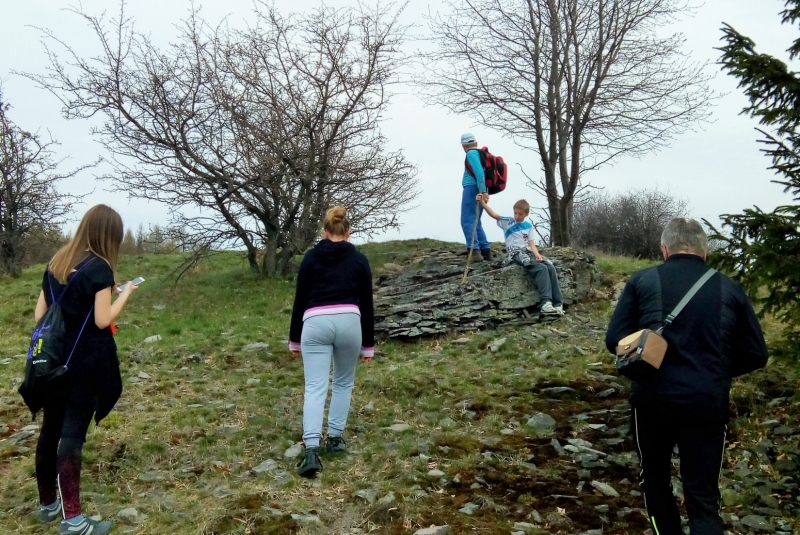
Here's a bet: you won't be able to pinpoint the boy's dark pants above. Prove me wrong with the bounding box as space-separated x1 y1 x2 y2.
510 251 562 305
632 405 727 535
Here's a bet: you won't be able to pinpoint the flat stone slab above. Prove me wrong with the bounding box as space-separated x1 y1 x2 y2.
373 246 598 338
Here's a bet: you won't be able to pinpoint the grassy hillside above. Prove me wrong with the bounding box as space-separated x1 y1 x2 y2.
0 243 796 534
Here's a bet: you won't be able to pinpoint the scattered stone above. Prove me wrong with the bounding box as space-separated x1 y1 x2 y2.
142 335 162 344
246 378 261 386
244 342 269 352
379 491 396 505
541 386 576 395
353 488 378 504
382 263 403 272
459 502 479 515
595 505 610 513
216 425 241 437
551 439 567 455
500 428 514 435
284 443 304 459
527 413 556 432
9 429 37 444
513 522 538 533
771 426 795 436
427 469 445 478
129 350 147 363
488 337 507 352
590 481 620 497
252 459 278 474
413 526 450 535
740 515 775 532
596 388 616 398
187 354 204 363
138 471 165 482
452 338 471 345
364 401 375 411
291 513 322 525
439 417 457 429
137 371 151 380
386 423 412 432
269 470 292 488
212 486 233 498
117 508 148 525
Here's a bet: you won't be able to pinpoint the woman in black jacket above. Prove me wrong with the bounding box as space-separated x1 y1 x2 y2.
31 205 138 535
289 206 375 478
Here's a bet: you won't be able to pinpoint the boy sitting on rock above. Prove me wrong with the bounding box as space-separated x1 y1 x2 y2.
478 195 564 315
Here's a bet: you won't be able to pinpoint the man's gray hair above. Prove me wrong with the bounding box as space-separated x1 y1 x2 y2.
661 218 708 254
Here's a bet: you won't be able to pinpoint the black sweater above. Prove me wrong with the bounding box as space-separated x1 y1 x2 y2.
289 239 375 351
605 254 768 423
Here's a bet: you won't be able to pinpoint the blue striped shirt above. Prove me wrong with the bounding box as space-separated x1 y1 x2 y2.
498 216 533 251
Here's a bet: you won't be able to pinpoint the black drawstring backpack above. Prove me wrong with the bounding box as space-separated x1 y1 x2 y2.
18 260 94 417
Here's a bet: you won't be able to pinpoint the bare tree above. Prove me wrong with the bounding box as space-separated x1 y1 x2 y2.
0 91 84 276
26 1 417 277
572 188 688 258
421 0 713 246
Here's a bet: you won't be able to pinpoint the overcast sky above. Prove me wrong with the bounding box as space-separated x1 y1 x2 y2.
1 0 796 245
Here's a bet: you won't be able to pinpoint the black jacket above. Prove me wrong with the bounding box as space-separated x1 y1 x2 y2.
289 239 375 350
605 254 767 423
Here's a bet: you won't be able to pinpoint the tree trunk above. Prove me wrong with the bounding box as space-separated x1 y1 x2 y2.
0 234 22 277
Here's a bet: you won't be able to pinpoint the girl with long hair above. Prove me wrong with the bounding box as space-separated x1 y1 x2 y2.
32 204 137 535
288 206 375 478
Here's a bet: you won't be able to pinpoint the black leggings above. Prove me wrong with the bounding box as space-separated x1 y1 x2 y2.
35 388 96 519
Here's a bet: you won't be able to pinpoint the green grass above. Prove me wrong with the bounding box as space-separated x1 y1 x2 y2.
0 244 796 534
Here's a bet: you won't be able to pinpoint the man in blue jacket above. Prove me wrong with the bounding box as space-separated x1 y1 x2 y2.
460 133 492 261
605 218 767 535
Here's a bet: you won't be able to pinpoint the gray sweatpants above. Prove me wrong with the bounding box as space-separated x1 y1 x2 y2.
300 313 362 448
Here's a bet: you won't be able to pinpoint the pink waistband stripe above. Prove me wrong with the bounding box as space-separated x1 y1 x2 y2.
302 304 361 322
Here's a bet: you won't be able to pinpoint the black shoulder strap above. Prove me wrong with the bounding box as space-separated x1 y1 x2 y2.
657 268 716 333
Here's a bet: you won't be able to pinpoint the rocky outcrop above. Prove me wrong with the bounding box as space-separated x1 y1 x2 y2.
374 245 599 338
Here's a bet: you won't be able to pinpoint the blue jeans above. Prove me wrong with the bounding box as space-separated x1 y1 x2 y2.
461 185 490 250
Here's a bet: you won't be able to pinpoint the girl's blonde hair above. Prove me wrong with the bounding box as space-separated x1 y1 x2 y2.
49 204 124 284
323 206 350 237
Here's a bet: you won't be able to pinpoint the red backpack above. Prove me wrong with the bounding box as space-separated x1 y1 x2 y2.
465 147 508 195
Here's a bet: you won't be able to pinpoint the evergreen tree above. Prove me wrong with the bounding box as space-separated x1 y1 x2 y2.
710 1 800 357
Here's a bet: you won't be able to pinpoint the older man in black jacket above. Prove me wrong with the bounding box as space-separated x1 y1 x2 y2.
605 218 768 535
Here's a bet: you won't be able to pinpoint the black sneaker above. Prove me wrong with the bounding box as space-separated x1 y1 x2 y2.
321 435 347 456
59 516 113 535
296 447 323 478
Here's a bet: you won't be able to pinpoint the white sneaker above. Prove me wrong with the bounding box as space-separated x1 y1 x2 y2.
540 302 558 315
554 305 565 316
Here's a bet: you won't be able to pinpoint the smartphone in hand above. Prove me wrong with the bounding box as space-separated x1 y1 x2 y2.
117 277 145 293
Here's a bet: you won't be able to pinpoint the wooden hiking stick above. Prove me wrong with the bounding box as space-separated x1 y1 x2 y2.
461 200 481 284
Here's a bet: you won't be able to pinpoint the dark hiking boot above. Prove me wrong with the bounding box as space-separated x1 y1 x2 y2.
59 516 113 535
480 249 494 261
469 249 484 262
321 435 347 456
36 500 61 524
296 447 323 478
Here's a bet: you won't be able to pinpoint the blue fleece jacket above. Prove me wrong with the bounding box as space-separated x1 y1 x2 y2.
462 149 486 192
